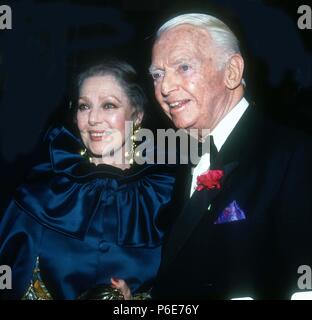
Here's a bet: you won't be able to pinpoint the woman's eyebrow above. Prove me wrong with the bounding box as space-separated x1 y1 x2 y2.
79 95 122 104
99 95 122 103
78 96 91 103
148 65 162 74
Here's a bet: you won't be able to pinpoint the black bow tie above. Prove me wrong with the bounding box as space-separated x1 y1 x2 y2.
209 135 219 168
187 135 218 168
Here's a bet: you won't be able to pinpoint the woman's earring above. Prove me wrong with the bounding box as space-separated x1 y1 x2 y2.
125 123 141 165
80 148 92 163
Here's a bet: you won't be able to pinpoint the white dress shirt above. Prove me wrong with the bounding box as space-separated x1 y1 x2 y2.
190 98 249 197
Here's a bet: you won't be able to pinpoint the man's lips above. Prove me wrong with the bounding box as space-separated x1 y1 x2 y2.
166 99 191 112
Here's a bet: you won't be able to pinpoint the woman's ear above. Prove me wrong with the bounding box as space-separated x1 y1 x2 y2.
224 54 244 90
133 111 144 127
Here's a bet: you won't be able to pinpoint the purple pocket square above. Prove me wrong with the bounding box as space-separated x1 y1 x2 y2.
214 201 246 224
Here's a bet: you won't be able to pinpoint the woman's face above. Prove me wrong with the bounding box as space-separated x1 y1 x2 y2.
76 75 136 160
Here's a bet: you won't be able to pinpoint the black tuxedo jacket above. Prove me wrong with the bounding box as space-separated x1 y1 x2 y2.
153 106 312 299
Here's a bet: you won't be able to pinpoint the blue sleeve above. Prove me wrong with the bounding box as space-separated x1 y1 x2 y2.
0 200 43 299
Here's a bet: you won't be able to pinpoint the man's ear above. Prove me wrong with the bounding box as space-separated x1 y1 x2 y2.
224 54 244 90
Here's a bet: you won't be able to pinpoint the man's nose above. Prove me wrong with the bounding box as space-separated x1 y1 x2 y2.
88 107 102 125
161 72 178 96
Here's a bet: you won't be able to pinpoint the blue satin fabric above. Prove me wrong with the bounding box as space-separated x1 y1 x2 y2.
0 126 176 299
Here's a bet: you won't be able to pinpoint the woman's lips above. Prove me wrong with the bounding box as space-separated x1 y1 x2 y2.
89 130 111 141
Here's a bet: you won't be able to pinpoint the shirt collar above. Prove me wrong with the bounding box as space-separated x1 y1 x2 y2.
211 97 249 151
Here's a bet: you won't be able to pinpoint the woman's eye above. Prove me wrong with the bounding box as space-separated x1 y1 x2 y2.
78 104 89 111
151 72 163 81
103 103 117 109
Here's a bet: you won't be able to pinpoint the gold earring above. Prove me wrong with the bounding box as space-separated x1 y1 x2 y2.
80 148 92 163
125 123 141 165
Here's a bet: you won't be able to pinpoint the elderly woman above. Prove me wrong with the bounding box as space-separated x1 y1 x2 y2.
0 59 176 300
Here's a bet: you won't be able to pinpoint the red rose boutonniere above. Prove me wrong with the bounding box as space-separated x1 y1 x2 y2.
196 170 224 191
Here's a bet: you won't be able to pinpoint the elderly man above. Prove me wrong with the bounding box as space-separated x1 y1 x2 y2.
149 13 312 299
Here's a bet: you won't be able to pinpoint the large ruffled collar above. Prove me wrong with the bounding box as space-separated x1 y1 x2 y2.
47 126 158 180
13 126 175 243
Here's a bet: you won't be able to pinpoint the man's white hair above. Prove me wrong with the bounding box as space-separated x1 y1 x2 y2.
156 13 242 70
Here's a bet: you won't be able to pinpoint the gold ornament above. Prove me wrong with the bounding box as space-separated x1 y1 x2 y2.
80 148 87 156
77 285 124 300
125 123 141 165
79 148 93 163
22 257 53 300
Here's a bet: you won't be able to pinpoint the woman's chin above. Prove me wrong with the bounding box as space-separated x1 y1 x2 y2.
90 149 124 163
88 143 109 156
88 148 103 158
89 144 117 156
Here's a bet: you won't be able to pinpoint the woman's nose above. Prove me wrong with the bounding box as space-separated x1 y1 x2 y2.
88 107 102 125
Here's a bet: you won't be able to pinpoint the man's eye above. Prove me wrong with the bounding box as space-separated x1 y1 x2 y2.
78 104 89 111
180 64 191 72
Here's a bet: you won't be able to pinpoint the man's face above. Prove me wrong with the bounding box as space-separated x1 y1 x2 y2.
151 25 229 131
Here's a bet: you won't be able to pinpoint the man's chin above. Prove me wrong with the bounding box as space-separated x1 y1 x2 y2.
172 119 194 130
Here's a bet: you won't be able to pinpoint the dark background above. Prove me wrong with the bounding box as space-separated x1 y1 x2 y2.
0 0 311 210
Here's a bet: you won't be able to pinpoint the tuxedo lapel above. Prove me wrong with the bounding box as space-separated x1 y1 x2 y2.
171 164 193 213
217 104 265 166
184 165 193 202
161 187 219 271
161 161 238 271
161 105 266 272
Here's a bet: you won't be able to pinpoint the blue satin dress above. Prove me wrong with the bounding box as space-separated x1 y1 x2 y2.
0 126 176 299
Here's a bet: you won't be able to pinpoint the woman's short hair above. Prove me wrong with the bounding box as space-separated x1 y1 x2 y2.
70 59 147 115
